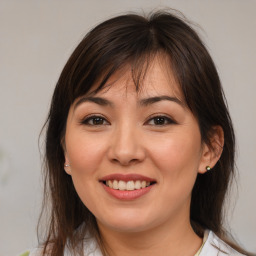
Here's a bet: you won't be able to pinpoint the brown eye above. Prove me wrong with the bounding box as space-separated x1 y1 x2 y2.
147 116 175 126
82 116 109 126
153 117 166 125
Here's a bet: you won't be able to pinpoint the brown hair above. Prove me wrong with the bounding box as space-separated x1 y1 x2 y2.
39 10 249 255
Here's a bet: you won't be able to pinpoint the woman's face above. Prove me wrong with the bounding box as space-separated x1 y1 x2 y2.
64 57 210 233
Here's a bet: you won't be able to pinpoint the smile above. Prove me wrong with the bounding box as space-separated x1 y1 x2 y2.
100 173 157 200
104 180 153 191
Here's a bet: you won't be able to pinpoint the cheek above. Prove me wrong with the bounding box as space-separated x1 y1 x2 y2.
151 133 201 169
66 132 107 174
65 132 108 212
147 130 202 192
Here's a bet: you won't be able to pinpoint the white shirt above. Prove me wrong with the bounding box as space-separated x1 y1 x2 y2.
28 230 246 256
200 231 246 256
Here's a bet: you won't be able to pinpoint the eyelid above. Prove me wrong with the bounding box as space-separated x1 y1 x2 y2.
145 114 177 125
79 114 110 126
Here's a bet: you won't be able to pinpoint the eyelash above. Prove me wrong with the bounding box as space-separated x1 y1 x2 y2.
80 115 110 126
80 114 176 126
146 115 176 126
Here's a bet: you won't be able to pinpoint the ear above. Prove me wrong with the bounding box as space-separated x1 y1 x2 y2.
198 126 224 174
62 138 72 175
64 155 72 175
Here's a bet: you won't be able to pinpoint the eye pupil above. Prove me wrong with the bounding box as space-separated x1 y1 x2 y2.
154 117 165 125
93 117 104 125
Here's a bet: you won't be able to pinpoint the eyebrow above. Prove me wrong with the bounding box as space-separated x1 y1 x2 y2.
74 96 114 110
74 95 184 110
139 96 184 107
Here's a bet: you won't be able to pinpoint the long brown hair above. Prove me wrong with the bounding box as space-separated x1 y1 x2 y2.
39 10 249 255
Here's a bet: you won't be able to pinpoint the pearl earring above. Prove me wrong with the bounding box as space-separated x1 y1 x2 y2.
206 166 211 171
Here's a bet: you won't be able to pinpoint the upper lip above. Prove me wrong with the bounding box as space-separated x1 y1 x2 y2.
100 173 156 182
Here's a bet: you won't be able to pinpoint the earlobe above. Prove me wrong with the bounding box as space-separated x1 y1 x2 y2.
198 126 224 174
61 138 72 175
64 161 72 175
63 149 72 176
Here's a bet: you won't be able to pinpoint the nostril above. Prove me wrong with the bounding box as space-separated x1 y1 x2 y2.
111 158 140 166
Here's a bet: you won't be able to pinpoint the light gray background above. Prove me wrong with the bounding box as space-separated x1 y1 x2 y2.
0 1 255 255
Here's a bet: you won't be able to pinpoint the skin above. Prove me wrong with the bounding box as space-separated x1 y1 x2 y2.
64 56 223 256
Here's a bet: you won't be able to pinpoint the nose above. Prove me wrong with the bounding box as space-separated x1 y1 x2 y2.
107 124 146 166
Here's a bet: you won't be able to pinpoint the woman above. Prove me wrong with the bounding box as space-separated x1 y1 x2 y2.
29 10 250 256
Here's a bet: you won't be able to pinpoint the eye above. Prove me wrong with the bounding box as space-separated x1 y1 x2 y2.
146 115 176 126
81 115 110 126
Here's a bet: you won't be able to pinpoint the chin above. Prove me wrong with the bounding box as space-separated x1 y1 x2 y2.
96 209 157 233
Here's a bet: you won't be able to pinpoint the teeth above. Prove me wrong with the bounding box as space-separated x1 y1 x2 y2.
105 180 152 190
113 180 118 189
134 180 141 190
127 181 135 190
106 180 113 188
118 180 126 190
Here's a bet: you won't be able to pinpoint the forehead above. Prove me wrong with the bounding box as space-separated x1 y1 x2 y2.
85 55 184 102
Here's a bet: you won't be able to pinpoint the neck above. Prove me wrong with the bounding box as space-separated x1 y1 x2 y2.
97 215 202 256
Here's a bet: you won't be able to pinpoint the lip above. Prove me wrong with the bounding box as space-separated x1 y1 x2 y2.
101 182 155 200
100 173 156 182
99 173 156 200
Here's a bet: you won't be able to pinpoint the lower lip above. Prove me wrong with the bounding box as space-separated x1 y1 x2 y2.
102 183 155 200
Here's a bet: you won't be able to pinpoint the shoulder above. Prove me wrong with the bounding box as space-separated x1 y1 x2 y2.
65 236 102 256
200 230 247 256
24 237 102 256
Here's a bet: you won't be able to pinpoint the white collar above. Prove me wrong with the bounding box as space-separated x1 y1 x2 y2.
200 230 245 256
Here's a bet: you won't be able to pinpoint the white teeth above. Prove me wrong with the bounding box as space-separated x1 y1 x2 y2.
126 181 135 190
134 180 141 189
106 180 113 188
105 180 152 190
113 180 118 189
118 180 126 190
